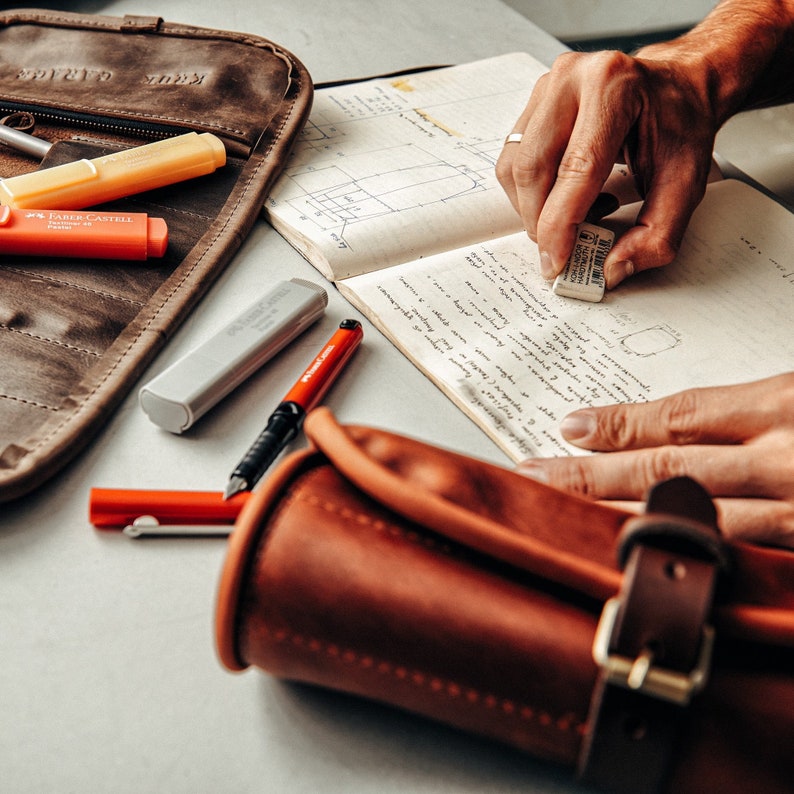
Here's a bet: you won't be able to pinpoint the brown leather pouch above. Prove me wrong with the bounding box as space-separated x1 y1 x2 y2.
216 408 794 794
0 9 312 501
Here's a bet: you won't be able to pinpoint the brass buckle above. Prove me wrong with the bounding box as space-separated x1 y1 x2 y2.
592 597 715 706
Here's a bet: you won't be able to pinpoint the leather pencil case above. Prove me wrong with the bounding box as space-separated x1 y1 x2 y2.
216 408 794 794
0 8 312 501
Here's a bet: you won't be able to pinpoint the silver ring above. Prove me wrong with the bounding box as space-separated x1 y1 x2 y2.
504 132 523 145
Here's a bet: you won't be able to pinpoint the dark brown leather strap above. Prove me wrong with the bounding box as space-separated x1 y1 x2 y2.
578 477 730 793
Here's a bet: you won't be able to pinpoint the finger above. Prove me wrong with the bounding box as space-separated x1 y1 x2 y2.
710 497 794 548
495 111 534 216
604 146 711 288
496 68 568 236
532 55 642 277
517 452 794 548
518 438 794 504
558 376 794 451
511 96 580 243
602 189 701 289
535 132 629 277
598 494 794 549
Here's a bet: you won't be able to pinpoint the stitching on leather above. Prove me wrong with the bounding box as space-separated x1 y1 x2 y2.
2 266 145 306
127 200 216 222
0 323 101 356
300 491 455 555
268 625 586 736
13 53 304 460
0 393 58 411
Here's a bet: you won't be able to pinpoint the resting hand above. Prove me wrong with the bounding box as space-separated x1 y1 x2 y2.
516 373 794 548
496 48 718 289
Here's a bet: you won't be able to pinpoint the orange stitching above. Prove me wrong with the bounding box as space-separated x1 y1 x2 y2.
268 626 584 735
301 492 453 554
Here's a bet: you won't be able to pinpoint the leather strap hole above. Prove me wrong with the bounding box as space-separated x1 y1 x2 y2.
664 560 687 580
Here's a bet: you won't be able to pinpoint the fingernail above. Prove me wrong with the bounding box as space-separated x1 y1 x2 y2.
605 259 634 289
559 410 597 443
516 460 549 483
539 250 555 279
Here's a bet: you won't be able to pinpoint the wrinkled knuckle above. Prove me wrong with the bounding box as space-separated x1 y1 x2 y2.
653 236 679 266
495 154 513 187
557 149 600 182
771 373 794 419
594 409 637 449
658 389 703 445
777 508 794 546
548 50 583 76
642 446 689 485
511 151 544 187
756 506 794 548
592 49 635 76
551 459 602 499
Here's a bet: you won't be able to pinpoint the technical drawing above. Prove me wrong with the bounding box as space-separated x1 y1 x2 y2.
281 137 503 234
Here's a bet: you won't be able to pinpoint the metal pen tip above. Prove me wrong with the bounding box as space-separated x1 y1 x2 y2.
223 475 249 501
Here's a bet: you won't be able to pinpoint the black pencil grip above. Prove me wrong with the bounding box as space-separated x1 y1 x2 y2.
231 401 304 487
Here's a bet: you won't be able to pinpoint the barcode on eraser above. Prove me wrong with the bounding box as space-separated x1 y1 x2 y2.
552 223 615 302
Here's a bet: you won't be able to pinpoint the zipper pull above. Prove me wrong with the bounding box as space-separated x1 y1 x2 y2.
0 112 52 160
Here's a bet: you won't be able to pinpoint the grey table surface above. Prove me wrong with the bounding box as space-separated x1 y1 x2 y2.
0 2 609 793
6 2 789 791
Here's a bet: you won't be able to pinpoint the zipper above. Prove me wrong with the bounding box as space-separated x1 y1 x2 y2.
0 101 187 142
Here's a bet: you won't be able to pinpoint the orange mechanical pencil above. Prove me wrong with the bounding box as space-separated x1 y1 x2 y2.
223 319 364 498
0 206 168 259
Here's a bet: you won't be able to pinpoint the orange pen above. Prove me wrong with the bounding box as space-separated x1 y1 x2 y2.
89 487 249 530
0 206 168 259
223 319 364 498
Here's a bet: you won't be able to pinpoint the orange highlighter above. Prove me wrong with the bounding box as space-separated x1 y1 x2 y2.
0 131 226 210
0 206 168 259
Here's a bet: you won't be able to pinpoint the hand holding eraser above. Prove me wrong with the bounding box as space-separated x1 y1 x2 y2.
552 223 614 302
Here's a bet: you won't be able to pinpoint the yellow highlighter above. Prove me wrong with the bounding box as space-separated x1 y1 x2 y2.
0 131 226 210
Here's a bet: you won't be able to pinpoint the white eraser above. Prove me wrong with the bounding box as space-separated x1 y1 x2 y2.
552 223 614 302
139 278 328 433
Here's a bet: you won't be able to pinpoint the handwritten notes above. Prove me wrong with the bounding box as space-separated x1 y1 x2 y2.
340 181 794 460
264 53 794 461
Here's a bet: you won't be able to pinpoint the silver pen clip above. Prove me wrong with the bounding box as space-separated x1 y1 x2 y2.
123 515 232 539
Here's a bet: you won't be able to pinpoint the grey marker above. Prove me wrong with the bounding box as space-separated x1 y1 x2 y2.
139 278 328 433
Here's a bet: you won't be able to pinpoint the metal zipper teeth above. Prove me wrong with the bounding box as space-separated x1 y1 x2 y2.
0 102 185 140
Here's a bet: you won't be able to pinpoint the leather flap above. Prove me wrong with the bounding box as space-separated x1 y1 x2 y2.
0 9 297 157
305 407 627 599
302 408 794 647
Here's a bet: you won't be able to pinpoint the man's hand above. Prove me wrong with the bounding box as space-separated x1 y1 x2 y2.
496 48 718 289
497 0 794 289
516 373 794 547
